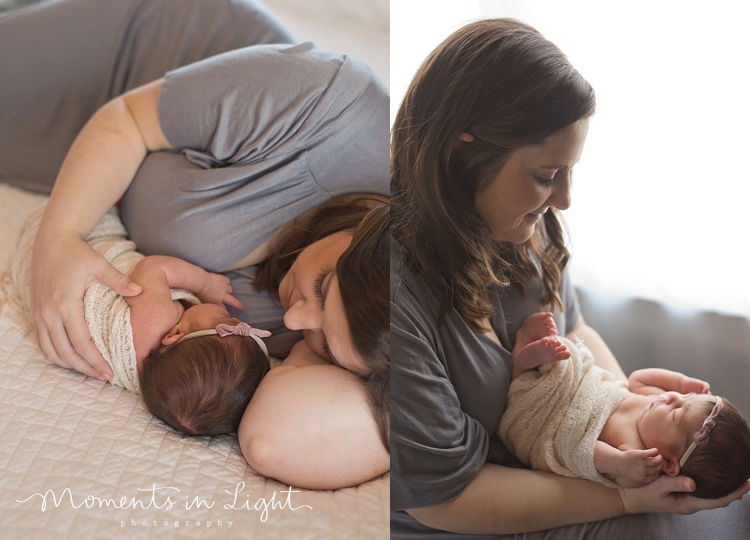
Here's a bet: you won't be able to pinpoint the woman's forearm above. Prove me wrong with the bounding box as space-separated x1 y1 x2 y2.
41 79 169 237
28 79 170 377
406 463 750 534
407 464 624 534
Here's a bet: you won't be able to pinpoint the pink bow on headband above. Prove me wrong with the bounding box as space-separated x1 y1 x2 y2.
693 398 724 446
215 322 272 339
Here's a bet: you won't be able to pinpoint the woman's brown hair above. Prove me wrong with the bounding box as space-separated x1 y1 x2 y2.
391 19 596 330
254 198 390 452
337 204 390 452
680 397 750 498
141 335 269 436
254 195 386 295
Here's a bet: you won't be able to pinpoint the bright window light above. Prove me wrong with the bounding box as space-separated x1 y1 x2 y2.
392 0 750 315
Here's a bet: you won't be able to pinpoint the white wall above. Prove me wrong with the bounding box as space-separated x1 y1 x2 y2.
391 0 750 315
263 0 389 88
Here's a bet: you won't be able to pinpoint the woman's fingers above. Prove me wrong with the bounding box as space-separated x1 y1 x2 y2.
98 264 142 298
622 475 750 516
35 324 73 371
45 320 103 381
30 233 121 380
63 304 113 380
675 477 750 514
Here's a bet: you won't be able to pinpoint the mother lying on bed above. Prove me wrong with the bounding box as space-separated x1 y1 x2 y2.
0 0 388 490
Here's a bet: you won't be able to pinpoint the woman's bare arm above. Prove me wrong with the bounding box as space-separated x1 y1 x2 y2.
30 79 170 379
568 315 628 382
238 340 389 489
407 463 750 535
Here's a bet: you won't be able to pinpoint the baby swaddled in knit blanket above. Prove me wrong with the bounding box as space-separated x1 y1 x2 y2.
2 204 271 436
497 312 750 498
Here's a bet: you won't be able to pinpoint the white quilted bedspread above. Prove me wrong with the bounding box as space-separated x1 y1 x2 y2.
0 183 389 540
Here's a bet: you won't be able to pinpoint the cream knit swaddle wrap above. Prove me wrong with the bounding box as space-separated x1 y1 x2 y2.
7 205 198 394
497 336 631 487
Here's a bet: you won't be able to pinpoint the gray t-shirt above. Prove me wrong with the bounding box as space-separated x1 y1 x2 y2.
1 1 389 358
391 238 580 512
121 42 390 272
119 42 389 357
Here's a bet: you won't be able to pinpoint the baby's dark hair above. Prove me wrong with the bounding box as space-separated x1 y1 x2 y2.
680 397 750 498
141 335 269 436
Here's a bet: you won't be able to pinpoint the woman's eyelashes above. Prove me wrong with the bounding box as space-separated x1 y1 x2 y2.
312 270 333 360
313 270 327 299
534 174 555 188
320 335 332 360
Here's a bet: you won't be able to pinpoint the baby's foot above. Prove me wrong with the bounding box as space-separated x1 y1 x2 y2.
515 312 558 353
514 336 571 372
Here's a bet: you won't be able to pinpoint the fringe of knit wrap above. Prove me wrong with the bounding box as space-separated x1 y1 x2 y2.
497 336 631 487
3 205 198 394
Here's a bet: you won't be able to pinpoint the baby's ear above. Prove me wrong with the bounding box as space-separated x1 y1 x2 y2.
661 457 681 477
161 326 184 346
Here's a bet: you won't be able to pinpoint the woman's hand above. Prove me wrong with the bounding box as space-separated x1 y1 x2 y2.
619 474 750 515
26 79 170 381
30 228 141 381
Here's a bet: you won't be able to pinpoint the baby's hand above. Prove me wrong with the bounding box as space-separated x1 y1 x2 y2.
679 376 711 395
198 272 245 311
614 448 663 488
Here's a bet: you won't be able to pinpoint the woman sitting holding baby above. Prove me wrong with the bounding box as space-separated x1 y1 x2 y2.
0 0 388 490
390 17 750 540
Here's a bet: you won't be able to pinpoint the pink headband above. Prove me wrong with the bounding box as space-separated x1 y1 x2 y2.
162 322 271 358
215 322 271 339
679 396 723 467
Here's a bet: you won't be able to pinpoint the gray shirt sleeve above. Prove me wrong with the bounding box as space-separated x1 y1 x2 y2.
390 291 489 511
158 42 343 168
121 42 389 271
391 239 583 513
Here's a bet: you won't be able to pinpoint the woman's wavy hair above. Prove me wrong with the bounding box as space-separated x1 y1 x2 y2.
337 204 390 452
254 199 390 452
680 397 750 499
391 19 596 330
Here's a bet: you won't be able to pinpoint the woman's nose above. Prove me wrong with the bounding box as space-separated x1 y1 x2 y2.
548 173 572 211
283 297 323 331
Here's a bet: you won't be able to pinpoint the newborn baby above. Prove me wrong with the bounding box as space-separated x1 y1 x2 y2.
8 205 270 436
498 312 750 498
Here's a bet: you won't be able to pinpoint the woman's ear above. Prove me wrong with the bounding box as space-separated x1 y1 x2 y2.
458 132 475 143
661 457 681 477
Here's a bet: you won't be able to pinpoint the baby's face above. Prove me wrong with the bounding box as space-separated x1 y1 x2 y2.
636 392 716 459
